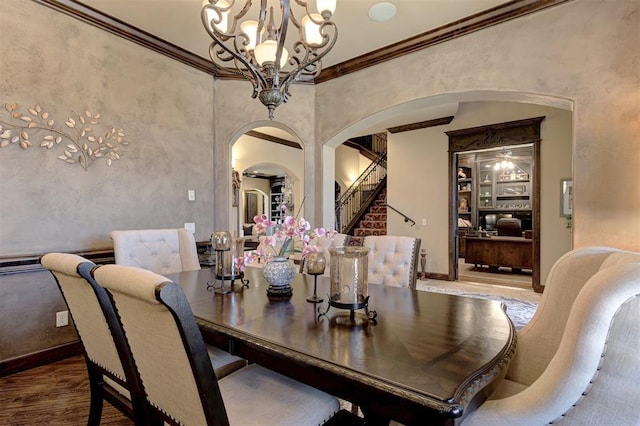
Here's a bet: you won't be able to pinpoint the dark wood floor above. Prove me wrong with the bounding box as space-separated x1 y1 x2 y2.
0 355 133 426
0 355 363 426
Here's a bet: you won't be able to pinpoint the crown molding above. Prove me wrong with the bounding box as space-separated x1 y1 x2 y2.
33 0 224 76
33 0 572 82
315 0 572 83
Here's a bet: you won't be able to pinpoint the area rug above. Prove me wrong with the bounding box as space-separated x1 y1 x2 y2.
416 282 538 329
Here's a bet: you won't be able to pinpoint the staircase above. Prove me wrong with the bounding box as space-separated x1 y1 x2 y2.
335 132 388 238
336 133 417 242
353 189 387 237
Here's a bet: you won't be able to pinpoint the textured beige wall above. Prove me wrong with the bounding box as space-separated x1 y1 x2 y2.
0 0 216 255
317 0 640 252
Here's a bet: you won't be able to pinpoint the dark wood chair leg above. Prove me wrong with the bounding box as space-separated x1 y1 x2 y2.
86 363 105 425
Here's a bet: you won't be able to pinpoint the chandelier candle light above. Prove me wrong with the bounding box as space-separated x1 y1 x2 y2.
201 0 338 119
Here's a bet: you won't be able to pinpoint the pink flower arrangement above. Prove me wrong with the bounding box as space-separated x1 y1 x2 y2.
233 210 335 272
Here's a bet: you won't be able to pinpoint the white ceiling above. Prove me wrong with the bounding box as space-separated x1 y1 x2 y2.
77 0 510 68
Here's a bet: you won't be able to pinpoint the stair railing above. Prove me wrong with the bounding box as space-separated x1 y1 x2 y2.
372 132 387 155
335 152 387 233
383 203 416 227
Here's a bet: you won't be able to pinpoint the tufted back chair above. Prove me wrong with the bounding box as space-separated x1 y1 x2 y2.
300 233 349 276
41 253 150 424
110 228 201 275
363 235 421 289
462 249 640 425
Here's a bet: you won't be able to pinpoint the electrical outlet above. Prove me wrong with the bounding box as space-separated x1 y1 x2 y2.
56 310 69 327
184 222 195 233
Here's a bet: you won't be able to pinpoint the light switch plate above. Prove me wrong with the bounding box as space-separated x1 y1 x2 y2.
188 190 195 201
56 310 69 327
184 222 195 233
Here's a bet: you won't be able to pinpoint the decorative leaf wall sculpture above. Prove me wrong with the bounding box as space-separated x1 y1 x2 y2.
0 102 129 171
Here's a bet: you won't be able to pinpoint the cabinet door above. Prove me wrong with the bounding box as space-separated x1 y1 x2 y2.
477 162 494 210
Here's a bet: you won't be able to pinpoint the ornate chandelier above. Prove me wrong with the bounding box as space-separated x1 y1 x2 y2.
201 0 338 119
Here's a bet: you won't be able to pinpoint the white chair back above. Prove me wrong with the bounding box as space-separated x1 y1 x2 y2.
93 264 217 425
363 235 421 289
110 228 200 275
41 253 149 423
42 253 125 380
463 258 640 425
93 264 342 426
507 246 640 386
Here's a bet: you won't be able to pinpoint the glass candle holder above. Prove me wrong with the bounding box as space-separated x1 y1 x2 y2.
306 252 327 275
328 246 369 306
306 252 326 303
212 231 232 251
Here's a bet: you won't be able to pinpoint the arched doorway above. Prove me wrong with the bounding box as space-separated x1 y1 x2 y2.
321 92 573 287
231 127 304 236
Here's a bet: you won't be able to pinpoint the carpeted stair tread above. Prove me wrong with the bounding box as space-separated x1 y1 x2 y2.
354 228 386 236
352 190 388 237
369 206 387 213
358 220 387 229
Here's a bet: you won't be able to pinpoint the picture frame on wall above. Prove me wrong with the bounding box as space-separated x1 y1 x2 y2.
560 178 573 217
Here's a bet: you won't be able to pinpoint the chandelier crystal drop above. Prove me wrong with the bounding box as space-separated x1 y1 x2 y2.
201 0 338 120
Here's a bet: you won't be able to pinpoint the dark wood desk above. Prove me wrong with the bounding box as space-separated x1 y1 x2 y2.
168 268 515 425
464 236 532 270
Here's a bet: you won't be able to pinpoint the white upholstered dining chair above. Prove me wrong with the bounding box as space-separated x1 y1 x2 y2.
41 253 150 424
110 228 201 275
362 235 421 289
42 252 248 424
91 263 344 426
462 247 640 425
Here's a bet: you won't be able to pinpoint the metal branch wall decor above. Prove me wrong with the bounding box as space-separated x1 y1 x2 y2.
0 102 129 171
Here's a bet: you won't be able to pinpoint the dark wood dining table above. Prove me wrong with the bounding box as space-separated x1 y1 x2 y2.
166 267 516 425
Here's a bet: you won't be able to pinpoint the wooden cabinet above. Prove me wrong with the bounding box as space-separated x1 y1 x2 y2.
464 236 532 270
458 227 470 258
475 152 533 231
478 159 531 213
